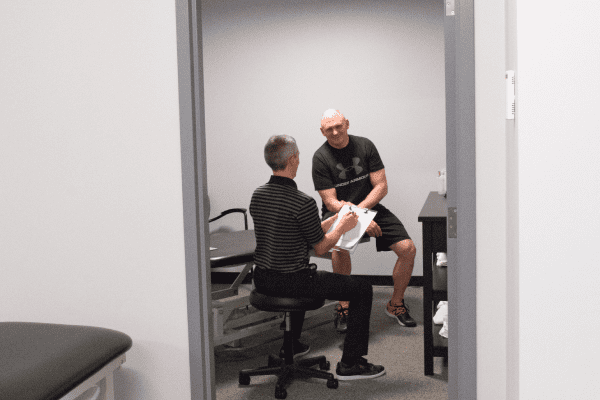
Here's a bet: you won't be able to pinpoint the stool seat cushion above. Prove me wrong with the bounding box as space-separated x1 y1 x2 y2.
0 322 133 400
250 290 325 312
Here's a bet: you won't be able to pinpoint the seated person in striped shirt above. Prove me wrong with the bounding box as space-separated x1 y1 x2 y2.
250 134 385 380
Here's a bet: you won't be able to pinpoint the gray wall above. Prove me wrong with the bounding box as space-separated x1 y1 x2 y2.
202 0 446 277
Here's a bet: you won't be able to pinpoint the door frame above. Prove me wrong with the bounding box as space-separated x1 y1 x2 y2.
176 1 215 399
445 1 476 399
175 1 477 399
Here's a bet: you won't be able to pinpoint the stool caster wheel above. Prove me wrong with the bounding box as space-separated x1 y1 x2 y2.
275 385 287 399
238 373 250 386
319 360 330 371
327 378 339 389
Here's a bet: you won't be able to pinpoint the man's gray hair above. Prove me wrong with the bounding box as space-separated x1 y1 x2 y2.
264 135 298 171
321 109 345 120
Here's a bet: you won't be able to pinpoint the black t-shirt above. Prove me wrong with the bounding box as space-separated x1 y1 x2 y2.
312 135 385 217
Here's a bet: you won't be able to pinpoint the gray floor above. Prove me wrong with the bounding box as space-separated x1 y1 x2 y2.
214 286 447 400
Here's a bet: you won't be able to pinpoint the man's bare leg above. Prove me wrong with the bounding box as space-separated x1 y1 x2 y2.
332 249 352 309
388 239 416 305
384 239 417 326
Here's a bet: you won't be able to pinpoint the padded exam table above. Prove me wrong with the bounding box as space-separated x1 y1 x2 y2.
209 229 368 347
0 322 132 400
210 229 287 347
210 230 256 301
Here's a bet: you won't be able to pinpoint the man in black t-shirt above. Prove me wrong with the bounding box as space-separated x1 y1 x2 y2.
312 109 417 332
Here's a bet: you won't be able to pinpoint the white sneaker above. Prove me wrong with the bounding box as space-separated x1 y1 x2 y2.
436 252 447 267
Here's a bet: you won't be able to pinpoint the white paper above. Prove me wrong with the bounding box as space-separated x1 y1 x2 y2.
326 205 377 253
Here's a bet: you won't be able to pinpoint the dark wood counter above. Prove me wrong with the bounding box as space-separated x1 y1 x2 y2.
418 191 448 375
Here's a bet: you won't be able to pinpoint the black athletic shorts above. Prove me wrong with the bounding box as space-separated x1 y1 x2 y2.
323 203 411 252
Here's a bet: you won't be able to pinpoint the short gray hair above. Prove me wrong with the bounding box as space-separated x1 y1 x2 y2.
264 135 298 171
321 109 345 120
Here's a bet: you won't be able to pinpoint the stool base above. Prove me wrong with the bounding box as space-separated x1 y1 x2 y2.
239 354 338 399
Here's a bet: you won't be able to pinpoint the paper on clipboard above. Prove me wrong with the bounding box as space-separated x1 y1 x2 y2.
326 205 377 254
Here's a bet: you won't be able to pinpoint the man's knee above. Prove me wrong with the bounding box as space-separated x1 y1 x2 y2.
338 248 351 259
332 248 352 264
406 241 417 259
392 239 416 260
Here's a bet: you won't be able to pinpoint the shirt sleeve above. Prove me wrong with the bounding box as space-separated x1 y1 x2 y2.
366 138 385 172
312 152 334 191
297 197 325 245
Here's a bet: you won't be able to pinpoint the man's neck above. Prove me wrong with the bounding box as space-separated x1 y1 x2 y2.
273 170 295 180
328 135 350 149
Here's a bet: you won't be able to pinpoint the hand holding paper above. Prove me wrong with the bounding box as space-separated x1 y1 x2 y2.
337 209 359 231
326 205 377 253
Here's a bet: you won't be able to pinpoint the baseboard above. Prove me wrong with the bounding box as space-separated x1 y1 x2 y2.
211 272 423 287
355 275 423 287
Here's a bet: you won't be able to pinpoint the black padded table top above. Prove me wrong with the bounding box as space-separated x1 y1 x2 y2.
418 191 447 222
208 229 370 268
209 229 256 269
0 322 133 400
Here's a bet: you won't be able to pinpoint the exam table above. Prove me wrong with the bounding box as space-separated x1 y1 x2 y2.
210 229 370 347
0 322 132 400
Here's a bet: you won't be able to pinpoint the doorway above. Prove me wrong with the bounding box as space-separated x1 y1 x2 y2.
176 1 476 399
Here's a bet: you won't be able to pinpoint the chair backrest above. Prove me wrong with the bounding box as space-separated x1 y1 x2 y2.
208 208 248 230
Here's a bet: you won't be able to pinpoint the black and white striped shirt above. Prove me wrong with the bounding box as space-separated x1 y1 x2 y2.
250 175 325 273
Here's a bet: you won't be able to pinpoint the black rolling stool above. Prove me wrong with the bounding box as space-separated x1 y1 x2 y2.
239 289 338 399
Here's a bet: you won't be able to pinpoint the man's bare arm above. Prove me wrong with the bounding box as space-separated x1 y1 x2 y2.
321 213 338 233
317 188 353 213
318 169 388 214
313 211 358 256
357 169 388 210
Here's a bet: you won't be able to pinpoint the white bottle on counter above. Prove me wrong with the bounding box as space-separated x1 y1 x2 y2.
437 169 447 196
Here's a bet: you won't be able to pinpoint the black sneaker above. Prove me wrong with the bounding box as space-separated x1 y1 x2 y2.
385 300 417 327
334 304 349 333
336 357 386 381
279 341 310 359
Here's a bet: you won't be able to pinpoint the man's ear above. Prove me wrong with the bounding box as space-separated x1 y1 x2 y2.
288 152 299 167
345 119 350 129
320 127 326 136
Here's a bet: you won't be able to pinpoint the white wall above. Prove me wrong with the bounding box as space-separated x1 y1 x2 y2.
0 2 191 399
515 1 600 399
201 0 446 277
477 0 600 399
475 0 508 398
